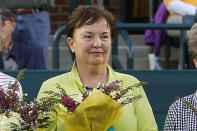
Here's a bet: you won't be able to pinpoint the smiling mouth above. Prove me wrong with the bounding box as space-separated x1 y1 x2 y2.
90 52 103 55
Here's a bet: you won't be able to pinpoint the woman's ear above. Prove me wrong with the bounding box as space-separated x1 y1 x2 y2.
67 37 74 51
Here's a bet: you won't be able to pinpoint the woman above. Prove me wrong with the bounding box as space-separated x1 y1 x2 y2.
37 5 158 131
163 23 197 131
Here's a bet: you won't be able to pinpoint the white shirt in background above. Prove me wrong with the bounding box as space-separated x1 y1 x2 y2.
167 0 197 15
0 72 23 99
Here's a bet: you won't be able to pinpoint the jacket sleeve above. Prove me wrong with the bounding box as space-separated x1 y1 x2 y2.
134 86 158 131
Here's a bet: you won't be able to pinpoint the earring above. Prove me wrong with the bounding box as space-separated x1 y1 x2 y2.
71 49 75 53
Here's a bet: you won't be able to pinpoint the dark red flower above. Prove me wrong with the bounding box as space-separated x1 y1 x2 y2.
82 92 88 101
0 90 7 113
60 95 78 112
103 80 121 95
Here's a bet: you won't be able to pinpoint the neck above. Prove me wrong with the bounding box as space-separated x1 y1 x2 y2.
2 40 12 54
76 62 108 88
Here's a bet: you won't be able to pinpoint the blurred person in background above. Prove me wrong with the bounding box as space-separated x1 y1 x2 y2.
0 0 55 67
164 0 197 36
147 0 197 70
164 0 197 16
164 23 197 131
0 9 46 70
145 1 168 70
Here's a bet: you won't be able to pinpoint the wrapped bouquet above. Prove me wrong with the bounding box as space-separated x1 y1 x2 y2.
0 70 56 131
44 80 146 131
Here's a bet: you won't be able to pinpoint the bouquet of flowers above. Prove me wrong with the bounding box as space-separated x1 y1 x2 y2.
44 80 146 131
0 70 56 131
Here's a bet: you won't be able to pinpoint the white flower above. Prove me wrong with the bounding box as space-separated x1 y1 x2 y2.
0 112 24 130
78 94 83 103
0 114 10 131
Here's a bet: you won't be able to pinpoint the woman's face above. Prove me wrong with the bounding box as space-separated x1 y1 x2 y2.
67 18 111 66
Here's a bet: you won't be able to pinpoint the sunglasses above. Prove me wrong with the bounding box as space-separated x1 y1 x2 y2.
0 15 15 22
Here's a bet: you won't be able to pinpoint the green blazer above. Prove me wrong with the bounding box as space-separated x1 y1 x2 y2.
37 63 158 131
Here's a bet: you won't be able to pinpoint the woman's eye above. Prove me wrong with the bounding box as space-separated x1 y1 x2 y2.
84 35 92 39
101 35 109 40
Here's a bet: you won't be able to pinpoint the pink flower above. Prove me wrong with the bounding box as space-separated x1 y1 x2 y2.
82 92 88 101
0 90 7 113
103 80 121 95
49 80 144 113
60 95 78 112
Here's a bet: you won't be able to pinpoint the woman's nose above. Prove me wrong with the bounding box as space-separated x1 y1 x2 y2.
93 37 102 47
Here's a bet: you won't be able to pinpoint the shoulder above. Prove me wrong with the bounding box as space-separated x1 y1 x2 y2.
37 72 72 98
0 72 23 98
13 43 28 49
169 94 195 113
42 72 72 86
115 71 139 81
13 42 36 53
109 67 140 86
13 43 43 60
182 94 196 103
0 72 17 84
173 94 195 106
108 67 143 93
11 43 35 58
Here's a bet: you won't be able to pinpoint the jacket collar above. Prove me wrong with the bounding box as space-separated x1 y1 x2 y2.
69 61 115 92
7 42 19 60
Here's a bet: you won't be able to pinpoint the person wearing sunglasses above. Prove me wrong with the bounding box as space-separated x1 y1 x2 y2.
0 9 45 70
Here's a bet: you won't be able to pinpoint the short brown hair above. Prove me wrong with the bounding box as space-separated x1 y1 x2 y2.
188 23 197 59
66 5 116 38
